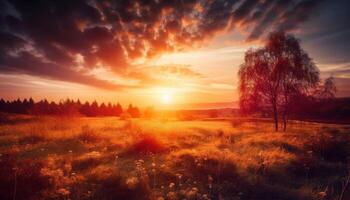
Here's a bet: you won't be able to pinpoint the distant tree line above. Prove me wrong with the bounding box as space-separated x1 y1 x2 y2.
0 98 141 117
289 96 350 123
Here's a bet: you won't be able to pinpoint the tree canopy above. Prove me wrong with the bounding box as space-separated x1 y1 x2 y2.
238 31 320 131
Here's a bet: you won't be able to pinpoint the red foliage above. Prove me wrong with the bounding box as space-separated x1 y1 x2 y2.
129 135 166 154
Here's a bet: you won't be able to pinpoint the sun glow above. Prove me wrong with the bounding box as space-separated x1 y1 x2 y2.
151 87 186 107
161 93 172 104
154 87 176 105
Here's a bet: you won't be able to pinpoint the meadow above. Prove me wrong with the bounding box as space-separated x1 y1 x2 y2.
0 114 350 200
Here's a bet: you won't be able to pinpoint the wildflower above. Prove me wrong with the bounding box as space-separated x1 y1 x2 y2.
71 172 76 176
186 187 199 198
64 163 72 173
68 150 73 153
202 194 210 200
126 177 139 189
318 191 327 198
166 191 176 200
208 175 213 182
169 182 175 188
179 189 186 196
192 187 199 192
157 197 165 200
151 162 156 167
57 188 70 196
176 173 183 179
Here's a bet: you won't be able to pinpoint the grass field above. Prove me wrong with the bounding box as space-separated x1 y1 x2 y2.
0 115 350 200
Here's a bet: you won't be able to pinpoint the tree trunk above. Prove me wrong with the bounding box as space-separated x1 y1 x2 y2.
273 103 279 132
283 112 287 132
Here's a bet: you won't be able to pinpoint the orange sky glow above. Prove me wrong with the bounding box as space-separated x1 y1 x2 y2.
0 39 252 109
1 0 349 109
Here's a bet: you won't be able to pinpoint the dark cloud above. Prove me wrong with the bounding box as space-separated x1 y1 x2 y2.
246 0 323 40
297 0 350 65
0 51 124 90
0 0 324 89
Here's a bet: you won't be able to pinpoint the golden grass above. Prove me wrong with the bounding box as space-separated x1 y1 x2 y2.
0 115 349 200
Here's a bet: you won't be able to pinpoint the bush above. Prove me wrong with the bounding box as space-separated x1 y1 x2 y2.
128 135 166 154
306 133 350 163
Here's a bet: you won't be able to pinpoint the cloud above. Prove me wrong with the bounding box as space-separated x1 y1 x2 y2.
0 0 323 89
0 51 124 90
126 64 202 87
298 0 350 65
156 65 203 78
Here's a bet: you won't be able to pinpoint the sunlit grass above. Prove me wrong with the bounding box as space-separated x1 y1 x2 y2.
0 115 349 200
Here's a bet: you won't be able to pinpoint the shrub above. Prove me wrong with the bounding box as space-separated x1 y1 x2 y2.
306 133 350 163
128 135 166 154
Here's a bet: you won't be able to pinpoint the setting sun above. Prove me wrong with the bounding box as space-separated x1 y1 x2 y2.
161 93 172 104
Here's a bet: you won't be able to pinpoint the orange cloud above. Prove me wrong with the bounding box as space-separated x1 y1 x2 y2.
0 0 322 90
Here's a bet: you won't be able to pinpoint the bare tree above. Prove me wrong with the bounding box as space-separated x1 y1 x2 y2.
238 31 319 131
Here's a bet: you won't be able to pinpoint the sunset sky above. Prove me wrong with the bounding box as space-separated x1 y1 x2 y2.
0 0 349 108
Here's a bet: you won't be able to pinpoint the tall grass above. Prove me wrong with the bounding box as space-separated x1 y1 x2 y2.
0 115 349 199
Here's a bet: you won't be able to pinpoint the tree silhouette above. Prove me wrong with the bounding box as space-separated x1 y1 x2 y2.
114 103 123 116
316 76 337 99
127 104 141 118
239 31 320 131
